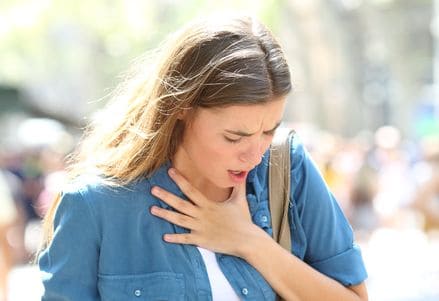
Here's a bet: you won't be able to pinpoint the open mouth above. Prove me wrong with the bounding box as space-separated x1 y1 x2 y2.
229 170 245 175
228 170 248 182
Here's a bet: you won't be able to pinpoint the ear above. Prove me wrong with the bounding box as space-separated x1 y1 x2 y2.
177 107 195 121
177 109 187 120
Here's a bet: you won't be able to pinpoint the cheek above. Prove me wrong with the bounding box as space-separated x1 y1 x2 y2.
203 141 237 164
185 132 234 164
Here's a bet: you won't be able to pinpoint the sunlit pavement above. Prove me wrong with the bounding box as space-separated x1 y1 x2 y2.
361 228 439 301
7 229 439 301
7 265 42 301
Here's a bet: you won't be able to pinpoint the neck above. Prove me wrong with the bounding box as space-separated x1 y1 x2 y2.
172 147 231 202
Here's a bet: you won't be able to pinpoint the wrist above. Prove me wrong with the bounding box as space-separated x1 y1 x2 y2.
236 224 273 260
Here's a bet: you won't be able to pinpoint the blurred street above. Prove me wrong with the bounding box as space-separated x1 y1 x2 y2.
361 229 439 301
1 1 439 301
7 265 42 301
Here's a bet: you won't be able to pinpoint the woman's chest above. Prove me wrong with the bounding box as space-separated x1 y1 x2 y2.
94 199 276 301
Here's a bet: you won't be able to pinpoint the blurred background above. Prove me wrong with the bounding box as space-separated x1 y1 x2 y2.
0 0 438 300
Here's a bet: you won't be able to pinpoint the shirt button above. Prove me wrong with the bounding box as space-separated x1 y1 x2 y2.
134 289 142 297
261 215 268 223
242 287 249 295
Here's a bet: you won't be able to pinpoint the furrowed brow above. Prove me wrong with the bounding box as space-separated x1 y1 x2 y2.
225 121 282 137
263 122 281 134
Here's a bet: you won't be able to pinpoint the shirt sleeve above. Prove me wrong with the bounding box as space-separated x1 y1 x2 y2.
290 137 368 286
38 189 100 300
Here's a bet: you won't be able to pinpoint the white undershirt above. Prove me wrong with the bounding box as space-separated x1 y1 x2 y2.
197 247 241 301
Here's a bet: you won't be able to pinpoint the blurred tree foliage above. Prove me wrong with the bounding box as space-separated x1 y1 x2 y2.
0 0 435 138
0 0 283 122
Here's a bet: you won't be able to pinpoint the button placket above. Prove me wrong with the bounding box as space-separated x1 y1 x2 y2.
246 193 258 214
241 287 249 296
134 289 142 297
253 205 270 227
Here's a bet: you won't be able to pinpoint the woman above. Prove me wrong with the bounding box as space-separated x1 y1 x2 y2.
38 15 368 300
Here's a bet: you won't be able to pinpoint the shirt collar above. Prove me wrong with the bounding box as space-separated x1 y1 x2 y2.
147 161 186 209
248 149 270 201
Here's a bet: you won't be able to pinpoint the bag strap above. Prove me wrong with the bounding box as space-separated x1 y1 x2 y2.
269 128 295 252
269 128 294 301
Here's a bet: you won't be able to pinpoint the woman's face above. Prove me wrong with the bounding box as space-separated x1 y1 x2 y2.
174 98 286 192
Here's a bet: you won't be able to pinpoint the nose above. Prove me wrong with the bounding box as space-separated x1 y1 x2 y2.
239 138 268 167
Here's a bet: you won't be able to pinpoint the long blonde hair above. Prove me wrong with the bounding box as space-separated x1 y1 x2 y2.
42 15 291 247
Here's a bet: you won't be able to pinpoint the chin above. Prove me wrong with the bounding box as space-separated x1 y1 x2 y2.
210 176 234 189
212 179 231 188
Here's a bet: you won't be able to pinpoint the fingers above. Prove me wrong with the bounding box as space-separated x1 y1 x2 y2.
150 206 197 230
149 209 199 246
151 186 198 217
168 168 205 206
163 233 195 245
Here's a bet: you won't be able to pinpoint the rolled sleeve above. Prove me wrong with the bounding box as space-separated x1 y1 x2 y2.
290 137 368 286
310 244 367 286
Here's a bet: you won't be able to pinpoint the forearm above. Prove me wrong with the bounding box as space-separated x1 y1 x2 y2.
240 226 367 301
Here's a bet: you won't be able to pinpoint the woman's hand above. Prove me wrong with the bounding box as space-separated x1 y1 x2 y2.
150 168 369 301
150 168 265 257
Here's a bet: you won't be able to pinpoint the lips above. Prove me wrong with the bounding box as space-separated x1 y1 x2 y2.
229 170 245 175
228 170 248 183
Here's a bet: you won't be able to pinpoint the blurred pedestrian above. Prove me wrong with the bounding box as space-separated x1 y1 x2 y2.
412 139 439 231
0 170 18 301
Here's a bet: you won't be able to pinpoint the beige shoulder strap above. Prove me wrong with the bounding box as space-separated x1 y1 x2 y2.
269 127 295 252
269 128 294 301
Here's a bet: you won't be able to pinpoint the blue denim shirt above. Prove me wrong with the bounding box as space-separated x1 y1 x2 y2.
38 136 367 301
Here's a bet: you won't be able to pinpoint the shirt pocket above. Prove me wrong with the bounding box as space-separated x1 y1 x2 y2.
98 271 185 301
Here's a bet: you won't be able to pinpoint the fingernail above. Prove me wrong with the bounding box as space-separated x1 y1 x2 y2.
151 186 160 195
150 206 158 214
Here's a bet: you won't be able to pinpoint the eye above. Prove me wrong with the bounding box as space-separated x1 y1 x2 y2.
224 136 242 144
264 129 276 137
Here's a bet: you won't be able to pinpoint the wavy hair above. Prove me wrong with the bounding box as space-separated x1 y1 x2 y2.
41 15 291 247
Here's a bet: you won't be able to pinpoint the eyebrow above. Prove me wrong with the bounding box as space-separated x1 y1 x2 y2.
225 122 282 137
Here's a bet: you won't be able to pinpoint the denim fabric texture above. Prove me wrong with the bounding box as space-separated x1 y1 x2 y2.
38 136 368 300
